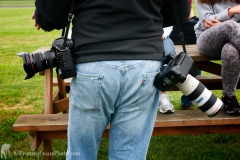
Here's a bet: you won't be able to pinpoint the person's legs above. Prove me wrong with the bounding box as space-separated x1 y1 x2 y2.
197 20 240 57
67 60 162 160
108 60 161 159
197 20 240 114
180 95 193 109
221 43 240 114
159 37 176 113
221 43 240 97
67 62 117 160
163 37 176 56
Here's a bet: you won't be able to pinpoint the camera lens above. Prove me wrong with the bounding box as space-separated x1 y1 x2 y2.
176 74 223 117
18 50 56 80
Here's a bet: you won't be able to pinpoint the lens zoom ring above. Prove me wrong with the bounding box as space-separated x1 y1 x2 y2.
34 53 43 71
187 82 205 101
45 51 54 67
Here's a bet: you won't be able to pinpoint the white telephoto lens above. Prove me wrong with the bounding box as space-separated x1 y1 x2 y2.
176 74 223 117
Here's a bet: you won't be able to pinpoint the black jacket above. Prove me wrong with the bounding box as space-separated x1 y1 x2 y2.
35 0 190 63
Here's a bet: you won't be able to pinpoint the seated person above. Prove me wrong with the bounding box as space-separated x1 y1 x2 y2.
159 26 175 113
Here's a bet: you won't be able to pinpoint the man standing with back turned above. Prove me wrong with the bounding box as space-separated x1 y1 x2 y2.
33 0 190 159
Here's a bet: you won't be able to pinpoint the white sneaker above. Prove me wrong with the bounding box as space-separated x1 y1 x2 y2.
158 94 175 113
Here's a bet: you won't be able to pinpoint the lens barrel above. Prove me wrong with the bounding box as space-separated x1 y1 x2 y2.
176 74 223 117
18 50 56 80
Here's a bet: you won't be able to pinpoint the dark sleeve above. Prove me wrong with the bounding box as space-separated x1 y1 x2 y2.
34 0 72 31
161 0 190 27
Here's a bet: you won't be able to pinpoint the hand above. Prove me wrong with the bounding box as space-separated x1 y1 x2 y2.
32 12 41 30
204 19 221 29
162 35 165 40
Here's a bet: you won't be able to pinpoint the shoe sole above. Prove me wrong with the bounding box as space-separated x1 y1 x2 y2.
226 110 240 115
223 104 240 115
159 110 174 114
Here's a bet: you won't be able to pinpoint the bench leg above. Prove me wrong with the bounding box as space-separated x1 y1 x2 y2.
29 132 42 151
43 140 52 160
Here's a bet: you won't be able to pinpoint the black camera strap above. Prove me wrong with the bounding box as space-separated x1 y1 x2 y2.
62 0 75 48
171 0 187 54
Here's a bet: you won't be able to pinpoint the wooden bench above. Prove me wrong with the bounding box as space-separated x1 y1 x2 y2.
12 45 240 160
13 110 240 137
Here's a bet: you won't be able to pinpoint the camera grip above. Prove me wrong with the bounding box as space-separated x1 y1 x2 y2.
56 48 76 79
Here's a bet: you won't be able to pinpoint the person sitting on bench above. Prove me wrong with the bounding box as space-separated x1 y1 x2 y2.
195 0 240 115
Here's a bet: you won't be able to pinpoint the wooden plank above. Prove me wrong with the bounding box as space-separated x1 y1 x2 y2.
38 131 68 139
196 61 221 76
13 110 240 132
25 124 240 140
12 114 68 132
53 98 69 113
12 110 240 140
155 110 240 127
175 45 220 61
195 75 222 82
152 125 240 136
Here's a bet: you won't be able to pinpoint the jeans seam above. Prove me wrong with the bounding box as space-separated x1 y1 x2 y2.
115 73 125 107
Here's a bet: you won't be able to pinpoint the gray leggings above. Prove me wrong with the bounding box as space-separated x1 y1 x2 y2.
197 20 240 97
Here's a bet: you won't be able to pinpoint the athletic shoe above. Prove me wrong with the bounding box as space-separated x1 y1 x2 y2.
222 96 240 115
158 94 175 113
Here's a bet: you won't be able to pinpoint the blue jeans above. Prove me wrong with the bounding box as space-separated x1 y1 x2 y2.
67 60 162 160
163 37 176 56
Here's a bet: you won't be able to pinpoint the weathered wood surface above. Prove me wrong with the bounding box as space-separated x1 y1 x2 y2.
13 110 240 137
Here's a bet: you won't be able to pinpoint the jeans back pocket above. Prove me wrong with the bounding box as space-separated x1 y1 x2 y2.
70 73 104 111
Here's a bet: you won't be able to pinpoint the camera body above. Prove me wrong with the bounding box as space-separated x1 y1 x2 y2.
153 51 193 92
18 37 76 80
153 51 223 117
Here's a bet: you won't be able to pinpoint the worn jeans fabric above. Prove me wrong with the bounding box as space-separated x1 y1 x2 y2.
197 20 240 97
66 60 162 160
163 37 176 56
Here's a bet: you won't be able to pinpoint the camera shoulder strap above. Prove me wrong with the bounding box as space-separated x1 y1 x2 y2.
171 0 187 54
62 0 75 48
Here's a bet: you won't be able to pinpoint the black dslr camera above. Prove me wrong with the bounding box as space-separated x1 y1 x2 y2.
18 37 76 80
153 52 193 92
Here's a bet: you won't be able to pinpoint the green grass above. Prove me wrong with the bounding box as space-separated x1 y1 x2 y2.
0 0 34 7
1 2 240 160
